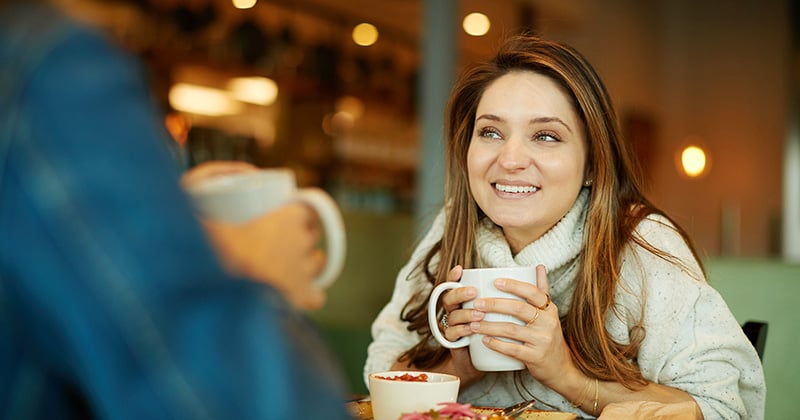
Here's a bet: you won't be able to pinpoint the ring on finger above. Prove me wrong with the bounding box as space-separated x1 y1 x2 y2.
535 293 551 311
440 312 449 329
526 307 541 326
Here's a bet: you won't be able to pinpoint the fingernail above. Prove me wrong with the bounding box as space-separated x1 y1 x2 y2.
470 322 481 331
482 336 491 345
465 288 477 298
495 278 506 288
472 310 484 320
474 299 486 310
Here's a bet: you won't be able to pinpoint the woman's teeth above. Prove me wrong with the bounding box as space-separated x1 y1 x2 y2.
495 184 539 193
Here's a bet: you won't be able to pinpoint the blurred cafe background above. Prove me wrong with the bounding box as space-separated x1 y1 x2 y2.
60 0 798 417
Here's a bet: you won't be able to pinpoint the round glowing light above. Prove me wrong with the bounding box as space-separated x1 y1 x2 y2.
335 95 365 120
352 23 379 46
681 145 707 177
462 12 491 36
322 111 356 136
232 0 257 9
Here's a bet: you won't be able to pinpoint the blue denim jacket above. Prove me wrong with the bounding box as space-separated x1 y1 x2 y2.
0 4 351 419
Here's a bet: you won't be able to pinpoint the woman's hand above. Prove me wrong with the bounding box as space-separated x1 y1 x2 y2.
470 265 578 387
390 266 486 386
473 265 704 416
437 265 486 386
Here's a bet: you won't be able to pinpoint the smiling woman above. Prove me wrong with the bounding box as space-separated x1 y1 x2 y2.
363 33 766 419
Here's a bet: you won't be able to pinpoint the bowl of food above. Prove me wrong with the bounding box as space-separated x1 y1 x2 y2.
368 371 460 420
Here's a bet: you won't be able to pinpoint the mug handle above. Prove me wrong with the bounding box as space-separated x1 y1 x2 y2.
295 188 347 289
428 282 470 349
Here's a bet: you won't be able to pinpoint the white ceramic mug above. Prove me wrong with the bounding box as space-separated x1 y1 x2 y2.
185 168 346 289
427 266 536 371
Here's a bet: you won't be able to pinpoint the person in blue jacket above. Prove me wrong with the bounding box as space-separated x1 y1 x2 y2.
0 1 351 418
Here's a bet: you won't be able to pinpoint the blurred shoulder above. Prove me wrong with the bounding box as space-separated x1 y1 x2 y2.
2 3 137 96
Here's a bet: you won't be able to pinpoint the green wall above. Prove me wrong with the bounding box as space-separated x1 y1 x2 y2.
310 211 416 395
705 259 800 420
312 211 799 418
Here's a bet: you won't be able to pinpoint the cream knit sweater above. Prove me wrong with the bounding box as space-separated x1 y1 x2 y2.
365 190 766 419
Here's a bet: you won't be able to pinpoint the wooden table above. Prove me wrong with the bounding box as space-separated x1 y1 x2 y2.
347 399 578 419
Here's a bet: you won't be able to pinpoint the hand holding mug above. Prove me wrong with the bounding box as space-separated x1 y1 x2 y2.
475 265 572 387
183 162 347 309
435 264 571 387
434 266 486 385
428 266 537 371
201 202 327 310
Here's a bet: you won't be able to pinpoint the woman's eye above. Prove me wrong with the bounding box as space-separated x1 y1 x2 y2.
534 132 560 142
478 128 502 139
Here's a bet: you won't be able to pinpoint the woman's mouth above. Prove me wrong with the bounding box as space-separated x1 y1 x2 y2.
494 183 539 194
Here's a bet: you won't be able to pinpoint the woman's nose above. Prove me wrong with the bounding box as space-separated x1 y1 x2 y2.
497 137 530 170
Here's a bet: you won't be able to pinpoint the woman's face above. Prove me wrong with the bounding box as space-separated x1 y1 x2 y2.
467 71 588 253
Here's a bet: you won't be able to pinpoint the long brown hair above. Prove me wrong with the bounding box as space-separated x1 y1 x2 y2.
398 34 704 389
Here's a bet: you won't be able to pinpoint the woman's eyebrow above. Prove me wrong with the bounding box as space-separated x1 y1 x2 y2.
476 114 502 123
529 116 572 133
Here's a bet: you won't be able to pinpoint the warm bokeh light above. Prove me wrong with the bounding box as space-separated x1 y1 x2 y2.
227 76 278 106
232 0 257 9
169 83 242 116
352 23 379 46
335 95 365 120
165 112 191 146
462 12 490 36
681 145 707 177
322 111 356 136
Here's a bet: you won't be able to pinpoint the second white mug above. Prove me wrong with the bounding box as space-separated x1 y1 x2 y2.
185 168 346 289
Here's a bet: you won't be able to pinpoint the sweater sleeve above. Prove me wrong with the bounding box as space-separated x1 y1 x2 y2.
363 209 446 385
612 215 766 419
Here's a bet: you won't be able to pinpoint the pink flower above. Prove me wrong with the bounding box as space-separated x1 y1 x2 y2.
399 402 483 420
437 402 480 419
399 413 436 420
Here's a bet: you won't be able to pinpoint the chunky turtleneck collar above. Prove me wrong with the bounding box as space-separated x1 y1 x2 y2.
474 188 589 315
